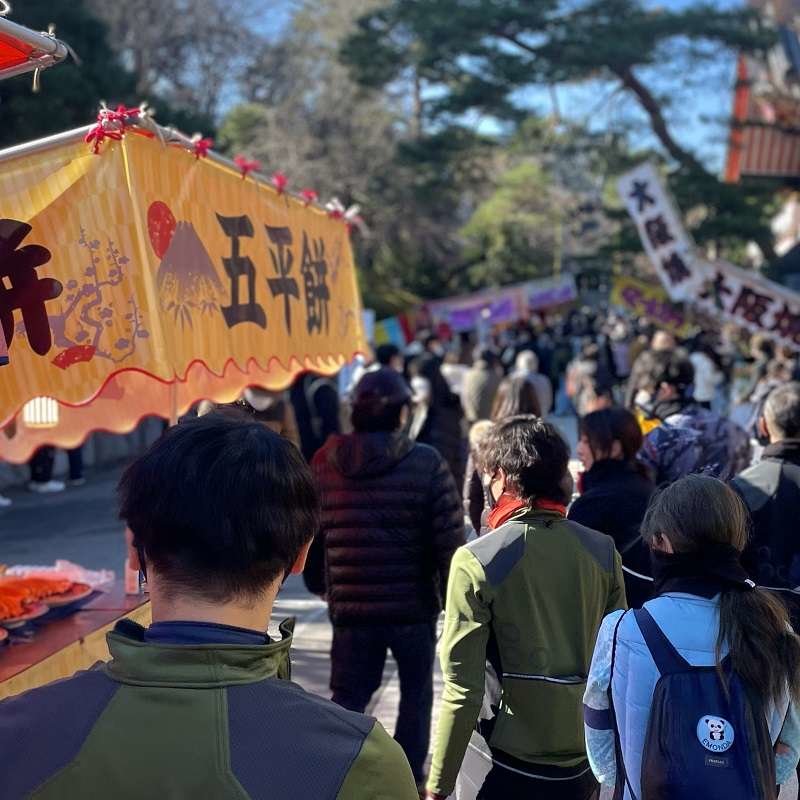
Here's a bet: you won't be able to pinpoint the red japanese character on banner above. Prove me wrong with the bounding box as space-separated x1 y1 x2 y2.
731 286 774 327
661 252 691 285
644 215 674 249
771 303 800 345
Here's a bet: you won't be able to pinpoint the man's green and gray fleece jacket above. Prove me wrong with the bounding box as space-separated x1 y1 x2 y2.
428 508 626 797
0 618 418 799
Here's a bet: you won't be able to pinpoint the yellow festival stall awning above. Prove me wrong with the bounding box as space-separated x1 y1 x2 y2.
0 125 367 462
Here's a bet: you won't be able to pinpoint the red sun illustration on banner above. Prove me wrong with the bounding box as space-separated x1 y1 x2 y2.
147 201 177 259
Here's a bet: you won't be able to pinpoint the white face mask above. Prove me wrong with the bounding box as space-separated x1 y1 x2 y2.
634 389 653 409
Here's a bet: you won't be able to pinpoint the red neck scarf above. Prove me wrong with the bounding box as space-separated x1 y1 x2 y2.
486 494 567 530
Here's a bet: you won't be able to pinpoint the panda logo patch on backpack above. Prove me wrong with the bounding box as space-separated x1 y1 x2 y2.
696 716 735 752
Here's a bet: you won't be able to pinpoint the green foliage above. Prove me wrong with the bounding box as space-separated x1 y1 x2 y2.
461 161 559 286
219 0 499 312
216 104 269 154
343 0 771 120
342 0 782 271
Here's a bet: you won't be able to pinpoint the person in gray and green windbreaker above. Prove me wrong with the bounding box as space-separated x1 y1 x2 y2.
0 414 418 800
426 415 626 800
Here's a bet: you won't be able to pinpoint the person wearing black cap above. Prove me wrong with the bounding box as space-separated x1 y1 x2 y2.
310 367 465 791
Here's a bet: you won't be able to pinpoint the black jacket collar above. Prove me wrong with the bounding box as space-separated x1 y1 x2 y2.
762 439 800 466
582 458 641 490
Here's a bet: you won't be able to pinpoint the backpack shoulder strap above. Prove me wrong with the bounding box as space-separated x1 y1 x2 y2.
609 611 640 800
633 607 690 675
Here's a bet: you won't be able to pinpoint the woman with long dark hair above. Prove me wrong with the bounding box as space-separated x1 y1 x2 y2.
569 407 654 607
583 475 800 799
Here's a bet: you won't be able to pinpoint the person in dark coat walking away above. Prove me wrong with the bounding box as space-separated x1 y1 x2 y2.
569 407 655 608
410 350 466 489
734 381 800 619
311 368 465 790
290 372 340 461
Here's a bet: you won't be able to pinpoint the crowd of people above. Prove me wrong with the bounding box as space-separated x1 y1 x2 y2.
3 306 800 800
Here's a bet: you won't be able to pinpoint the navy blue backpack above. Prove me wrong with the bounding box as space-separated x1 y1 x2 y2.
610 608 776 800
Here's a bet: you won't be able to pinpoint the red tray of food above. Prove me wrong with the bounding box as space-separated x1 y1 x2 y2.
0 576 76 626
43 583 93 608
1 602 49 629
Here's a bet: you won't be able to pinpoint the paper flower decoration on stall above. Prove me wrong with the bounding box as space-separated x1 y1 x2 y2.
300 188 318 207
271 171 288 194
234 155 261 180
84 104 142 155
191 135 213 160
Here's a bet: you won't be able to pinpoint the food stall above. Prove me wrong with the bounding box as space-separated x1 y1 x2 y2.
0 112 367 698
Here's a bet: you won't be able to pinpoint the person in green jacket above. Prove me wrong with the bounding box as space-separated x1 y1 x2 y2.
426 414 626 800
0 413 418 800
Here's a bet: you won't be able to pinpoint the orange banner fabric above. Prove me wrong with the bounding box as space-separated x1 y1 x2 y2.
0 132 366 460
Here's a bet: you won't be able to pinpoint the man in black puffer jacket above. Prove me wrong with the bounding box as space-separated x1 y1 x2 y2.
311 367 465 790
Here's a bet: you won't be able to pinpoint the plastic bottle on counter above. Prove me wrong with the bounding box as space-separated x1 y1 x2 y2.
124 557 142 595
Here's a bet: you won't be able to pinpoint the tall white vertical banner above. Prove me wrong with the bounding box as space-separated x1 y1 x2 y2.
617 163 701 302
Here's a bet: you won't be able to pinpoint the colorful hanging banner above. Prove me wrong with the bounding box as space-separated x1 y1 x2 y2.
610 275 692 337
0 129 366 459
425 275 577 333
374 316 407 347
619 162 800 350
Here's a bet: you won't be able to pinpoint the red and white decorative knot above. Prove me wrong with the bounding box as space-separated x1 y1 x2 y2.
191 135 214 160
326 198 363 234
325 198 346 220
300 188 319 207
234 155 261 179
344 204 363 234
271 171 288 194
84 103 142 155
